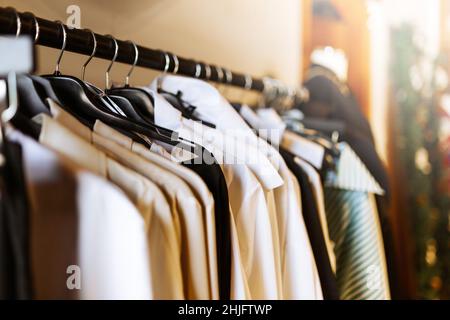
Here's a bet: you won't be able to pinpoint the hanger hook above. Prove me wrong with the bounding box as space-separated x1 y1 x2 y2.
6 7 22 38
215 66 224 83
223 69 233 97
244 74 253 90
225 69 233 84
213 66 224 92
1 9 21 129
125 40 138 86
81 29 97 81
194 62 202 78
157 51 170 91
171 53 179 74
9 7 21 37
24 11 39 43
31 13 39 43
54 21 67 75
204 63 211 81
105 34 118 90
161 51 170 73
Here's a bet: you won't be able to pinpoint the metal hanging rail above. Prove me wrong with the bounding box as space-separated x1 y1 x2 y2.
0 6 293 93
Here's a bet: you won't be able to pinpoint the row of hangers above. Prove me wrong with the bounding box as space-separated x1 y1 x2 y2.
7 9 203 156
1 8 340 172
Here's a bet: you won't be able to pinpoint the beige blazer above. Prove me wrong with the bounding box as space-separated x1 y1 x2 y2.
38 111 183 299
9 129 152 299
47 100 213 300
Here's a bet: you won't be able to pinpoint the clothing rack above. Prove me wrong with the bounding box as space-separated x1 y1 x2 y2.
0 6 301 97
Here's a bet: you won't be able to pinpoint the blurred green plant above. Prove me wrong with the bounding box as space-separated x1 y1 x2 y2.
390 24 450 299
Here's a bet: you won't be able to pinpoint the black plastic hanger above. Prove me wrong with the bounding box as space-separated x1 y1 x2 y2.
17 75 51 117
106 40 156 123
42 22 196 152
4 10 48 139
14 13 54 117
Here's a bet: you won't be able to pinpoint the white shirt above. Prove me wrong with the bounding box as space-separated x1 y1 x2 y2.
295 157 337 273
92 119 252 301
149 77 323 299
145 86 281 299
239 104 325 299
244 103 326 170
148 76 284 189
149 77 286 299
92 119 220 300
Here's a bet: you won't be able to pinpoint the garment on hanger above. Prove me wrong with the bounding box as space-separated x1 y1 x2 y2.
0 137 32 299
180 159 231 300
324 188 390 300
279 148 340 300
296 65 399 298
294 157 336 273
324 142 384 195
238 103 340 273
7 129 152 299
36 110 185 299
92 117 229 300
0 12 403 300
298 64 388 195
238 104 327 299
144 85 282 299
44 99 227 300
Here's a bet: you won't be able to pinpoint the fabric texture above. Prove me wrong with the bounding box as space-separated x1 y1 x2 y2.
146 84 282 299
0 138 32 299
38 111 182 299
324 188 390 300
300 65 389 196
239 103 324 299
280 148 340 300
294 157 336 272
93 119 231 300
93 120 224 300
9 129 152 299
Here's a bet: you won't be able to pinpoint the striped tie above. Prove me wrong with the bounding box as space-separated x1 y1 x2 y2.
325 142 385 196
324 188 391 300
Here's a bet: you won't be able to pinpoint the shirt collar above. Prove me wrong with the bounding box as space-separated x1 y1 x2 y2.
181 117 284 190
325 142 384 195
137 86 184 132
281 130 325 170
149 74 255 139
240 105 286 146
146 82 284 190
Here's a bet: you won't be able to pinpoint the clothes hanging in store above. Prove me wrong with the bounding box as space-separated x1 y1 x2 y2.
7 129 153 299
279 148 340 300
0 8 397 300
0 138 32 300
297 64 388 196
236 101 391 300
293 64 399 299
152 75 325 300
